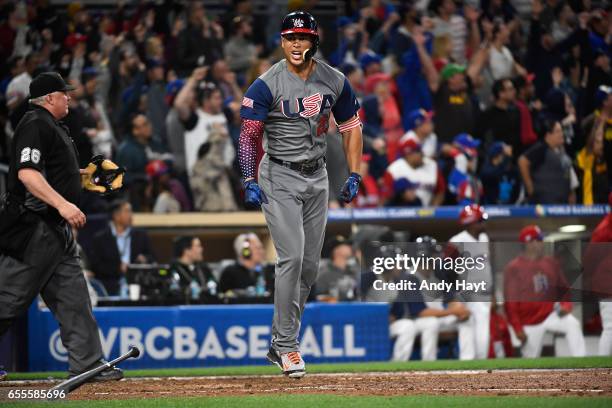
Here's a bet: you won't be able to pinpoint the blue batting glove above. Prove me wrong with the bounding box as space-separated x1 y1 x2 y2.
244 179 268 208
339 172 361 203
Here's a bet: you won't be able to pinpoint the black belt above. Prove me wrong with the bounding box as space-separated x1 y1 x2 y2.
269 156 325 176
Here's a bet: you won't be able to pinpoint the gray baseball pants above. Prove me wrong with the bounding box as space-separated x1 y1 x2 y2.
258 154 328 353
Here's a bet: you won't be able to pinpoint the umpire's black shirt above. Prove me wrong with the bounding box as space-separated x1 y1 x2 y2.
8 104 81 224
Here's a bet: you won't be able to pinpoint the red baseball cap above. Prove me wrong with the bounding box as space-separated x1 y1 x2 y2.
145 160 169 178
459 204 488 225
64 33 88 48
519 225 544 243
364 72 393 94
400 139 422 155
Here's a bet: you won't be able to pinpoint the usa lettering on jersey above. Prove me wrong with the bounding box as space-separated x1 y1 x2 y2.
281 93 334 118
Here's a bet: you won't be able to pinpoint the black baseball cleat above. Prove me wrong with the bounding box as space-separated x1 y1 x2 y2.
70 359 124 382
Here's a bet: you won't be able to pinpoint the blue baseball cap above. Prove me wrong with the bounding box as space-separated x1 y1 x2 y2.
80 67 98 86
359 53 382 70
336 16 354 29
145 58 163 70
121 84 148 104
340 62 359 77
453 133 481 149
166 79 185 96
407 109 434 130
488 141 505 157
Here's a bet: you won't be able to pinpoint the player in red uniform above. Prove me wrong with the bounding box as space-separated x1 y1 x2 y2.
584 192 612 355
504 225 586 357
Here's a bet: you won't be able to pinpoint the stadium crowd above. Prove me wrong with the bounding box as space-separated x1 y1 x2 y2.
0 0 610 214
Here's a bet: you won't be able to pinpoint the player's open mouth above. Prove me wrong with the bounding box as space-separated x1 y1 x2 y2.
290 51 303 62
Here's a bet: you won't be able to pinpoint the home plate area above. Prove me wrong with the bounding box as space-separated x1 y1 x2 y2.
59 368 612 400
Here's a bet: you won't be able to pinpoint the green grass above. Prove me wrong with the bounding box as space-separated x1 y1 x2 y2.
2 395 611 408
9 356 612 381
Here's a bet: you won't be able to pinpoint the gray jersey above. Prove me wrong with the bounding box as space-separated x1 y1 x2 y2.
240 58 359 162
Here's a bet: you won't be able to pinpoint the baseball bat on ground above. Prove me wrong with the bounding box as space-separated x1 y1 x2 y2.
48 346 140 398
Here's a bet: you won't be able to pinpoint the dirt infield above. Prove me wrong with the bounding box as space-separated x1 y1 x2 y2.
2 368 611 401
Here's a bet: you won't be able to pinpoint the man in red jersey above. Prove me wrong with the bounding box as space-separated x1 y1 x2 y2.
585 192 612 355
504 225 586 357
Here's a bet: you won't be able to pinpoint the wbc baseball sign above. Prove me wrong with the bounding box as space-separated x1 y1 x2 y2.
30 303 389 370
48 324 366 363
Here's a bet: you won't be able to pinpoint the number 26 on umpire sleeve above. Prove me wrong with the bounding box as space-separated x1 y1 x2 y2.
20 147 41 164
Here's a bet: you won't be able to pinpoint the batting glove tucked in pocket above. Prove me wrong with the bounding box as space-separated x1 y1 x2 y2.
244 180 268 208
339 172 361 203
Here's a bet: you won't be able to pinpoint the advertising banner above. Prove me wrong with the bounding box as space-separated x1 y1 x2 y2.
28 303 390 371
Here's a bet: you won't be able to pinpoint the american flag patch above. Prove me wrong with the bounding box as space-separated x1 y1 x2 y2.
242 97 254 108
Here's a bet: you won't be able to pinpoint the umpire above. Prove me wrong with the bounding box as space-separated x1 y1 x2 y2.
0 72 122 381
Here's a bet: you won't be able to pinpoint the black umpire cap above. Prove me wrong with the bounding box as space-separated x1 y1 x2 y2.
29 72 75 99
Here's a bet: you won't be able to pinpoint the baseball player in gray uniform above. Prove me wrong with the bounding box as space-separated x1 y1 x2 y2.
238 11 363 378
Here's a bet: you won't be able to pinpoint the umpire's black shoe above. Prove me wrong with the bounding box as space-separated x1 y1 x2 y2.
70 359 124 382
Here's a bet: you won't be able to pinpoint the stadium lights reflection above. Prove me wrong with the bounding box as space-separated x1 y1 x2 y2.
559 225 587 233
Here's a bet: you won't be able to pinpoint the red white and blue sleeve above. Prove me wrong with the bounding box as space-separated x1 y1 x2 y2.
332 78 362 133
239 78 273 181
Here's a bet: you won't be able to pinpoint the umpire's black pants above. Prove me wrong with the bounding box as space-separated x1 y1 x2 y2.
0 218 103 374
